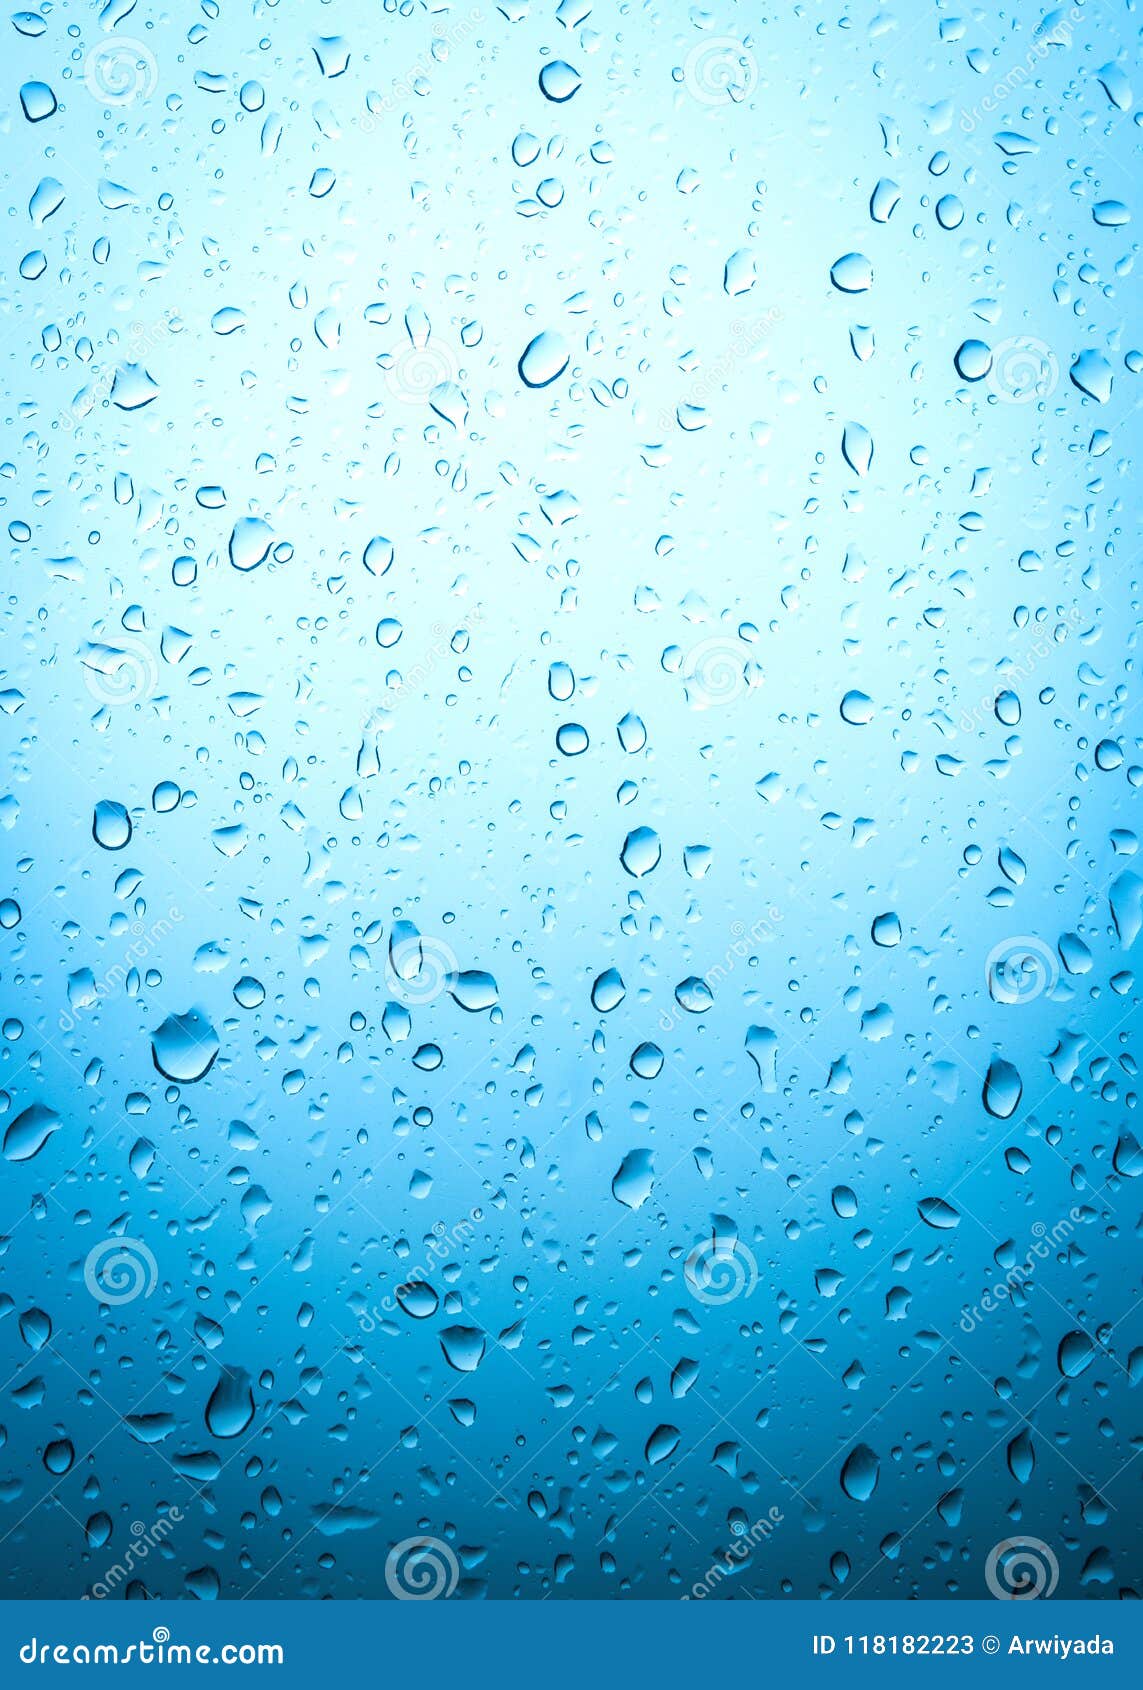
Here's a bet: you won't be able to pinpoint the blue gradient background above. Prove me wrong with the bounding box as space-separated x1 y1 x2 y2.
0 0 1140 1600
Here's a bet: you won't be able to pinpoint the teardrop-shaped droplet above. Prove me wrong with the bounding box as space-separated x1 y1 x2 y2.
93 799 132 850
917 1196 960 1230
983 1056 1022 1120
644 1423 680 1466
519 330 570 388
205 1367 255 1438
840 1443 880 1501
1057 1329 1096 1378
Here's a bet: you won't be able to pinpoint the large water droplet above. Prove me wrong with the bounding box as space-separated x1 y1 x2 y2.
93 800 132 850
620 826 661 877
538 60 581 102
519 331 570 388
612 1148 654 1209
917 1196 960 1229
205 1367 255 1438
982 1056 1022 1119
440 1325 486 1372
151 1009 220 1084
591 968 626 1012
1057 1329 1096 1378
840 1443 879 1500
830 252 872 293
3 1102 61 1163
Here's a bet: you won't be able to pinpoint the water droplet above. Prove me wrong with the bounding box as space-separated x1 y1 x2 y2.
917 1196 960 1229
612 1148 654 1209
840 690 874 725
983 1056 1022 1120
3 1103 61 1163
645 1424 680 1466
440 1325 486 1372
620 826 661 877
538 60 581 102
1057 1329 1096 1378
840 1443 879 1501
519 331 570 388
151 1009 220 1084
591 968 626 1013
841 421 873 477
205 1367 255 1438
955 339 993 381
830 252 872 293
93 800 132 850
